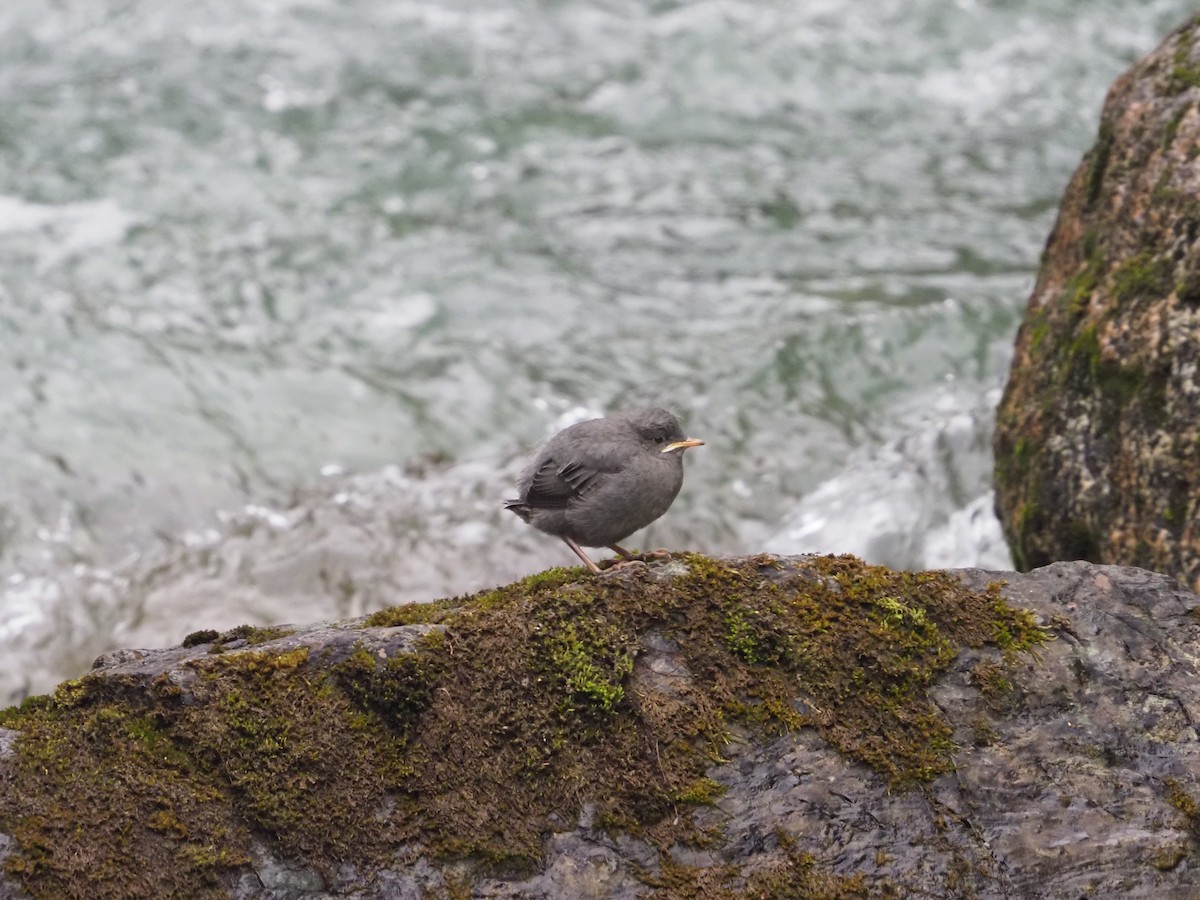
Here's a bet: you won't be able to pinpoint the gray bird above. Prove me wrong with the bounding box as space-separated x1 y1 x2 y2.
505 407 704 573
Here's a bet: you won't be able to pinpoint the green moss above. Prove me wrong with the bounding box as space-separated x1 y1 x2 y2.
0 554 1049 898
50 678 89 708
1111 251 1172 304
332 646 432 726
1178 271 1200 306
995 433 1036 492
470 565 587 610
1061 307 1166 431
203 625 296 654
0 674 250 897
1165 483 1190 528
1138 367 1172 429
969 716 999 747
1063 254 1104 315
1016 500 1038 535
969 662 1014 709
725 606 760 661
989 593 1046 655
543 621 633 713
1068 322 1100 375
0 647 416 897
179 647 415 858
1097 361 1145 412
642 840 873 898
723 602 794 666
182 629 220 648
516 566 587 591
1168 26 1200 94
363 599 455 627
360 566 589 629
1027 310 1049 355
873 595 928 627
743 848 872 899
674 777 727 805
241 625 295 645
1163 102 1192 148
1013 436 1031 469
1045 233 1106 379
1085 118 1115 210
1006 493 1051 572
1080 229 1099 261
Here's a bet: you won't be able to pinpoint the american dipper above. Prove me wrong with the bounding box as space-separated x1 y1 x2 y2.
505 408 704 574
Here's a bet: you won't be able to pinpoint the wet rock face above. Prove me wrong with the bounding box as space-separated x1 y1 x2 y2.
994 14 1200 586
0 555 1198 899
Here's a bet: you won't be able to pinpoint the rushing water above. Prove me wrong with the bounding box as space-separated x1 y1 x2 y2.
0 0 1193 700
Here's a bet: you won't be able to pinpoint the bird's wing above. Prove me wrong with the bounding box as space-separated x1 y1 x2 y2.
521 439 631 510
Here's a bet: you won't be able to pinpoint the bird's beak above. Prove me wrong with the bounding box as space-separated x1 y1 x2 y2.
662 438 705 453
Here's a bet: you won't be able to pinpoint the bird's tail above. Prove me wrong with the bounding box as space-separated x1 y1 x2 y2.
503 499 533 522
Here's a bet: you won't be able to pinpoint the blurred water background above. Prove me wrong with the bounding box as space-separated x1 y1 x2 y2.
0 0 1193 701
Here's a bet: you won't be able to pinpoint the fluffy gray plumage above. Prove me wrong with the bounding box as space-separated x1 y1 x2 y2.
505 407 703 572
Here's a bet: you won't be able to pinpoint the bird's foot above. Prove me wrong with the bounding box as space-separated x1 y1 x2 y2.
625 548 673 561
596 548 672 570
597 558 649 574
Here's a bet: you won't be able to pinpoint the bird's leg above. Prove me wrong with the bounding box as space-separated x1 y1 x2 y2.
608 543 636 560
561 536 602 575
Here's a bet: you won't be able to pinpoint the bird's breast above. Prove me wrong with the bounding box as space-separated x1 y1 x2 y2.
562 455 685 546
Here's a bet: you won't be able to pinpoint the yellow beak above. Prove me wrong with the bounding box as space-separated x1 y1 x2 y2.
661 438 705 453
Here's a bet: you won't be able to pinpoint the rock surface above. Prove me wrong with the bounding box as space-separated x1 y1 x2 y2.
0 555 1198 899
993 14 1200 586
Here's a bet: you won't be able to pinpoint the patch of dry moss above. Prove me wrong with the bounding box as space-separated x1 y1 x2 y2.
0 645 427 897
0 676 248 898
0 554 1048 898
1164 777 1200 833
641 835 878 899
181 624 297 652
362 598 457 627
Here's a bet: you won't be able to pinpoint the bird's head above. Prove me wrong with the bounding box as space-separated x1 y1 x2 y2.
622 407 705 455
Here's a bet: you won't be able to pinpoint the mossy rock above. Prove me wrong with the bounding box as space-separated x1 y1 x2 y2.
993 13 1200 587
0 554 1048 899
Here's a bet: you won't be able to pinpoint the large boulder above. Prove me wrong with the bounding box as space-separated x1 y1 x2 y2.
1 554 1197 898
994 15 1200 586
